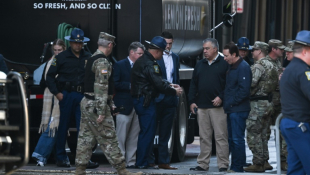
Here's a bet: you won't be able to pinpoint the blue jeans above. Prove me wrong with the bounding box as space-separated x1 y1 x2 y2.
133 96 157 167
280 118 310 175
227 112 249 172
32 125 57 164
56 90 83 162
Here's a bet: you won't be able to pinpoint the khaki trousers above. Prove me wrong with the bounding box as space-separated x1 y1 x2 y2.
116 109 140 166
197 107 229 169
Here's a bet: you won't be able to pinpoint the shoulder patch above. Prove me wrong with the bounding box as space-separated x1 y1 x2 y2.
51 58 57 66
154 65 159 73
305 71 310 80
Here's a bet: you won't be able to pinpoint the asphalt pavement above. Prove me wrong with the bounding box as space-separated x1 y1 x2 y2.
9 130 287 175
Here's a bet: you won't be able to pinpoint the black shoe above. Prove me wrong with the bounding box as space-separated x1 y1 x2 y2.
56 160 71 167
244 163 251 167
189 166 207 171
219 168 228 172
135 165 148 169
126 165 136 169
86 160 99 169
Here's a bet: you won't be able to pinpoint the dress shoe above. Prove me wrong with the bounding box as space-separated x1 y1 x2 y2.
189 166 207 171
56 160 71 167
126 165 136 169
219 168 227 172
148 164 159 169
135 165 148 169
244 164 265 172
86 160 99 169
158 164 178 170
264 161 273 170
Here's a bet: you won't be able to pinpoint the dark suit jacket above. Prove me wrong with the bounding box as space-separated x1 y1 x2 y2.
113 58 134 115
155 52 180 106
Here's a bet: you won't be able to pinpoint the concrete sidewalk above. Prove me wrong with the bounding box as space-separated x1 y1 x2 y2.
12 131 286 175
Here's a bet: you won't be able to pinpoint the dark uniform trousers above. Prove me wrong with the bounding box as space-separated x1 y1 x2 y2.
133 96 157 167
56 90 84 161
280 118 310 174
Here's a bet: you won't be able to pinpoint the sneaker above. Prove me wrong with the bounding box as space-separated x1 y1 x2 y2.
36 161 44 167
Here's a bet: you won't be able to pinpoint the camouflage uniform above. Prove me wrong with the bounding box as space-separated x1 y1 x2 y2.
75 49 126 173
246 42 278 168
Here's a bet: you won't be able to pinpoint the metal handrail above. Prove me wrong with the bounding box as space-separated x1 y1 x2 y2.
6 72 29 175
274 113 283 175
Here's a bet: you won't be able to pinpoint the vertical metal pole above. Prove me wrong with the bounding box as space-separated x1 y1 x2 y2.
213 0 215 38
275 113 283 175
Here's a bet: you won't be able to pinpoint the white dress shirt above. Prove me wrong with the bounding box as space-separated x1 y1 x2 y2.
163 51 174 83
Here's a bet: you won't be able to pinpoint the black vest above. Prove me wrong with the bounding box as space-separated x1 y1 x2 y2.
84 54 114 95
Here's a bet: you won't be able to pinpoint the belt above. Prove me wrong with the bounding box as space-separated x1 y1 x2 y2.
85 94 95 100
64 85 84 93
250 96 269 101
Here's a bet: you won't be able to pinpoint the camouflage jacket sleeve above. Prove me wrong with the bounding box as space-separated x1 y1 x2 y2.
251 63 264 87
92 57 112 115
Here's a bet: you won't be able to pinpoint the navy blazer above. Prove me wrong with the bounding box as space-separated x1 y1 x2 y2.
155 52 180 105
113 58 134 115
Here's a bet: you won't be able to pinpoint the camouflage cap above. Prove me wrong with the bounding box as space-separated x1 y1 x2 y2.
252 41 269 52
99 32 116 42
268 39 286 49
284 41 294 52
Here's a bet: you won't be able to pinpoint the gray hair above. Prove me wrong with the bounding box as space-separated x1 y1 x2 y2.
98 38 112 47
128 42 145 53
203 38 219 51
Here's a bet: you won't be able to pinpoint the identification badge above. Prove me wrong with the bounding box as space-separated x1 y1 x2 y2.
154 65 159 73
101 69 108 74
305 71 310 80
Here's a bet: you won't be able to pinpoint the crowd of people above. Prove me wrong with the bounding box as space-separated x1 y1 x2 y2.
12 27 307 174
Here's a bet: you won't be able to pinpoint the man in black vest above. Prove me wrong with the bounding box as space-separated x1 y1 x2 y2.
75 32 142 175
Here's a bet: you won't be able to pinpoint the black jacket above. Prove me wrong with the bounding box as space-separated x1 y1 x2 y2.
188 55 229 108
131 50 175 98
46 47 91 95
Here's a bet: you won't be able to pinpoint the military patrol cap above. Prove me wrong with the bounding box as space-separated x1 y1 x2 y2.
294 30 310 46
99 32 116 42
284 41 294 52
145 36 169 52
268 39 286 49
236 37 252 50
65 28 90 42
252 41 269 52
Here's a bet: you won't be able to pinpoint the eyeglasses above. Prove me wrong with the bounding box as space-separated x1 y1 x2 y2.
251 48 259 52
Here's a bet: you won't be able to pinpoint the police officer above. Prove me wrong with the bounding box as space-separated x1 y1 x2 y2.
75 32 142 175
236 37 254 66
244 41 278 172
280 30 310 174
131 36 182 169
46 28 97 168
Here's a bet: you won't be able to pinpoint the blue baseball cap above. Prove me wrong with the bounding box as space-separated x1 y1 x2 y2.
295 30 310 46
65 28 90 43
145 36 169 52
236 37 252 50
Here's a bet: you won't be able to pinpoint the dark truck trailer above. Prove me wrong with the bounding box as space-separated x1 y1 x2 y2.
0 0 211 162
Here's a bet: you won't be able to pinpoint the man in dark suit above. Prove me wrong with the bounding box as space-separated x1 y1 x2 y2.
149 31 180 170
113 42 145 168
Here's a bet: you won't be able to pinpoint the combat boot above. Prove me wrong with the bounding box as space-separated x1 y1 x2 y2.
244 164 265 172
75 165 87 175
117 168 143 175
281 161 288 171
264 161 273 170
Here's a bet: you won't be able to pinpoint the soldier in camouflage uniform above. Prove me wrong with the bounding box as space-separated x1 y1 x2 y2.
75 32 142 175
244 42 278 172
266 39 287 170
